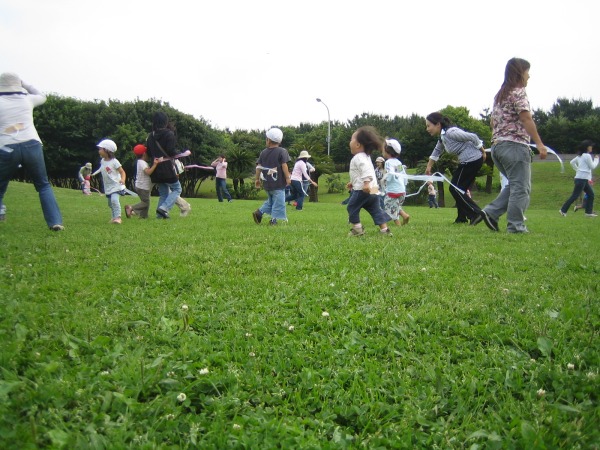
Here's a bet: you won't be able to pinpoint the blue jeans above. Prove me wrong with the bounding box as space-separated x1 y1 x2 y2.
485 141 531 233
285 180 306 209
106 192 122 219
259 189 287 221
215 177 232 202
156 181 182 216
0 139 63 227
561 178 594 214
347 190 390 225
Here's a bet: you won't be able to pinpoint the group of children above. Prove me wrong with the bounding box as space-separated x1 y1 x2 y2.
85 139 192 224
251 126 416 236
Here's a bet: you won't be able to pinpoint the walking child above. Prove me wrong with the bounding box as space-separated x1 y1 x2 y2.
346 126 392 236
93 139 126 224
382 138 410 226
252 128 291 226
125 144 159 219
427 181 439 208
83 175 91 195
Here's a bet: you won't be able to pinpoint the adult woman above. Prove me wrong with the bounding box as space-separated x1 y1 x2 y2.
284 150 317 210
145 112 182 219
0 72 64 230
473 58 547 233
559 140 598 217
425 112 486 224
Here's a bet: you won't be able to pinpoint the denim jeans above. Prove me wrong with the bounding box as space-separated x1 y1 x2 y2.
0 139 63 227
156 180 182 215
485 141 531 233
561 178 594 214
215 177 232 202
106 192 122 219
347 190 390 225
284 180 306 209
259 189 287 221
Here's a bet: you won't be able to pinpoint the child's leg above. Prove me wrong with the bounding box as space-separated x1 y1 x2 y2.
110 193 121 219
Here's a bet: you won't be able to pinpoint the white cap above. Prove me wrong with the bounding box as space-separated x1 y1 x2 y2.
97 139 117 153
385 139 401 155
266 128 283 143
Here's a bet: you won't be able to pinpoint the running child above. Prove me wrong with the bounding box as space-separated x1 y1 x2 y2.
93 139 126 224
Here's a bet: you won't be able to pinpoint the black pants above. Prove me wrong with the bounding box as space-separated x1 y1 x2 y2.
450 157 483 222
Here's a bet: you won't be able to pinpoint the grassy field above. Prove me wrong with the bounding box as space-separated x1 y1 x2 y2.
0 162 598 449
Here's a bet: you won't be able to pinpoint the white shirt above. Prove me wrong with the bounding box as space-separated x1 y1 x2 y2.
570 153 599 181
0 83 46 150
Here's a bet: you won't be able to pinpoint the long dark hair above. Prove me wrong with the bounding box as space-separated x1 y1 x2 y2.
355 126 384 155
494 58 530 106
426 112 452 131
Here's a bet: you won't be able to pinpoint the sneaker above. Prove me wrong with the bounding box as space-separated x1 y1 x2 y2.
111 218 122 224
180 207 191 217
269 218 277 226
156 208 170 219
559 209 567 217
0 214 5 222
50 224 64 231
585 213 598 217
480 210 499 231
125 205 133 218
573 205 580 213
228 199 233 203
380 228 393 236
470 214 483 226
252 209 263 224
348 226 365 237
402 216 410 226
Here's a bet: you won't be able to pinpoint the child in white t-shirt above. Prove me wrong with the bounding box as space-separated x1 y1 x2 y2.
93 139 126 224
125 144 159 219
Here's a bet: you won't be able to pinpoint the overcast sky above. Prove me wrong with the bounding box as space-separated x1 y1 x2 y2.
2 0 598 131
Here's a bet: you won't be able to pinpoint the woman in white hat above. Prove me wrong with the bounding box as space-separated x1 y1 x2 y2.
0 72 64 230
284 150 318 210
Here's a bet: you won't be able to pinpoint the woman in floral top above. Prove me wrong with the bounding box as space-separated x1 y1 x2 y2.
472 58 547 233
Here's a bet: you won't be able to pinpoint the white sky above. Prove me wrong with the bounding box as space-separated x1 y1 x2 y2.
2 0 599 131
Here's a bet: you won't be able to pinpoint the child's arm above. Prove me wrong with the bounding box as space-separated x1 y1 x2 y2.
117 166 126 185
282 163 291 185
144 158 160 175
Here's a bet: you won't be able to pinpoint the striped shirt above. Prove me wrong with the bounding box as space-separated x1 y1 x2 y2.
429 127 484 164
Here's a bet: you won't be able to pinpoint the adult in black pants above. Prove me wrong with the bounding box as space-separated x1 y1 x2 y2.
425 112 486 224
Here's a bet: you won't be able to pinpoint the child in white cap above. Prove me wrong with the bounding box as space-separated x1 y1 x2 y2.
382 138 410 226
92 139 126 224
252 128 291 225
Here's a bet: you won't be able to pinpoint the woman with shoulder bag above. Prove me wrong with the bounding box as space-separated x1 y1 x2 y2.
146 111 181 219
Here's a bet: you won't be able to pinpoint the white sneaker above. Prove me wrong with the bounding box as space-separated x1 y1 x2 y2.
585 213 598 217
559 210 567 217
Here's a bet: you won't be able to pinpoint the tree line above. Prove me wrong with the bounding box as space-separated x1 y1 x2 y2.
23 95 600 200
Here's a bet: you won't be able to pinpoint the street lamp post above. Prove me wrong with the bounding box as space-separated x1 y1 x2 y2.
316 98 331 156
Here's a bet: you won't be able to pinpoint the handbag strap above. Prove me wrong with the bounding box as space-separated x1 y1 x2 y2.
152 132 170 158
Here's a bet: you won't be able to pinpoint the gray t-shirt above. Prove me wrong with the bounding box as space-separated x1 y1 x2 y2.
256 146 290 190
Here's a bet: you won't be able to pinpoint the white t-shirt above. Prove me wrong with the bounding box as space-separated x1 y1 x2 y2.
135 159 153 190
98 158 123 195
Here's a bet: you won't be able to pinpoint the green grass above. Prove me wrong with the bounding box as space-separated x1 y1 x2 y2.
0 162 599 449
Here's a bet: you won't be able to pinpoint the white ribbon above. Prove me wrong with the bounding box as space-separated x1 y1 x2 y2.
403 172 465 197
256 165 278 181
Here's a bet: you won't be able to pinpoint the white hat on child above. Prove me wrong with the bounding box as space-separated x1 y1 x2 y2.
97 139 117 153
385 139 402 155
266 128 283 144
